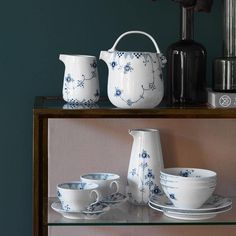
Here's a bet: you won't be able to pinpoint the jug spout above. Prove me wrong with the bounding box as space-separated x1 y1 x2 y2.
128 129 140 137
59 54 66 63
99 51 110 64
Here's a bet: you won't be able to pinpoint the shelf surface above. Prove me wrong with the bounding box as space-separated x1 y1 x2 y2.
33 96 236 118
48 197 236 226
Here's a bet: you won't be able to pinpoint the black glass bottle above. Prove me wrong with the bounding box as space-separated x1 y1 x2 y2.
167 7 207 105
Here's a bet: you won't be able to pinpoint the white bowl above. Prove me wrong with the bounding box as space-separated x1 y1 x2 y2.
160 179 217 188
160 168 217 209
160 168 217 182
161 183 216 209
160 178 217 188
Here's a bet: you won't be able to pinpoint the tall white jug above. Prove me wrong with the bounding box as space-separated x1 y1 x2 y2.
126 128 164 205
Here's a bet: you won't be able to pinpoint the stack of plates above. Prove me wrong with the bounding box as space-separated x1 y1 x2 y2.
149 194 232 220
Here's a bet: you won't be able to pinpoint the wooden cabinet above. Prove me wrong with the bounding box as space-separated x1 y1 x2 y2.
33 96 236 236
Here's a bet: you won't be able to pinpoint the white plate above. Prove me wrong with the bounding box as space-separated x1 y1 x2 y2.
148 202 232 221
51 201 110 220
149 194 232 213
101 192 127 208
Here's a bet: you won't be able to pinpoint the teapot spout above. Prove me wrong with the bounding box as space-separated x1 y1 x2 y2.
99 51 109 64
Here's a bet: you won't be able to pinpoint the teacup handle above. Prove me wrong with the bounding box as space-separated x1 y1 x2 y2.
89 189 101 205
108 30 161 54
109 180 120 194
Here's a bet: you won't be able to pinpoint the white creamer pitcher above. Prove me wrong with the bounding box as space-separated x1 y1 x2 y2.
126 129 164 205
59 54 100 104
99 31 166 108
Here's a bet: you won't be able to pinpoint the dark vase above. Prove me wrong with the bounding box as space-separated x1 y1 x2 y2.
166 7 207 105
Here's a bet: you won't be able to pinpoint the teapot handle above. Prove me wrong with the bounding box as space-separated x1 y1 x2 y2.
108 30 161 54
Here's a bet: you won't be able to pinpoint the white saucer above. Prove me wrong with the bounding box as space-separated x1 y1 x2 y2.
51 201 110 220
101 192 127 208
149 194 232 213
148 201 232 220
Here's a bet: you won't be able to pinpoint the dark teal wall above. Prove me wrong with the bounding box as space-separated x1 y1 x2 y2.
0 1 221 235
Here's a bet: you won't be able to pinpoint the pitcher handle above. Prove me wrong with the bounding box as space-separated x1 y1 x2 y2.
108 30 160 54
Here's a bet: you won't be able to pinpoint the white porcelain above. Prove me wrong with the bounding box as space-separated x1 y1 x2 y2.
160 179 217 188
126 128 164 205
59 54 100 104
148 202 232 221
163 211 217 220
160 168 217 182
101 192 127 208
63 102 99 109
80 172 120 198
51 201 110 220
99 30 166 108
57 181 101 212
148 194 232 220
161 183 216 209
149 193 232 213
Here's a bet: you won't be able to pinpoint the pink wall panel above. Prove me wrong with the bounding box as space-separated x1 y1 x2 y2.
48 118 236 235
49 226 236 236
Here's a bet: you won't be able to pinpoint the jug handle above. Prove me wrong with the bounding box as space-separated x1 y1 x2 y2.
108 30 160 54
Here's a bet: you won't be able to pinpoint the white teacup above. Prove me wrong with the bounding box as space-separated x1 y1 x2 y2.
57 181 101 212
81 173 120 198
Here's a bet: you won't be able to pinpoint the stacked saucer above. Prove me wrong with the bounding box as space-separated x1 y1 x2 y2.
51 193 127 220
149 193 232 220
51 201 110 220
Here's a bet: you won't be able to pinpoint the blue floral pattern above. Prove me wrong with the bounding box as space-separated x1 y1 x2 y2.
179 169 201 178
90 60 97 69
63 58 99 104
108 52 165 107
127 149 161 204
114 87 122 97
110 61 118 69
62 203 70 211
124 63 133 74
65 98 97 106
57 190 62 198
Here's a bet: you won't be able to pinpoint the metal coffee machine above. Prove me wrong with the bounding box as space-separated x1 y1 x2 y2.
213 0 236 92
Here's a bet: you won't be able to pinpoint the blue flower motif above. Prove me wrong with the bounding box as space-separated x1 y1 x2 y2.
126 99 133 106
57 190 61 198
147 169 154 178
152 185 162 195
114 88 122 97
90 60 97 68
179 170 193 177
169 193 176 200
110 61 117 69
65 74 73 83
140 150 150 159
63 204 71 211
124 62 133 74
149 82 156 90
130 168 136 176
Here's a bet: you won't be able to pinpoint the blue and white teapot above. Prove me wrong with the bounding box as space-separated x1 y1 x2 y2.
100 31 166 108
